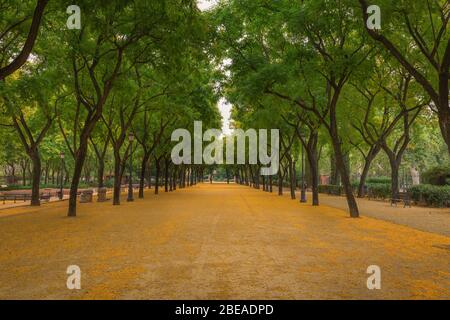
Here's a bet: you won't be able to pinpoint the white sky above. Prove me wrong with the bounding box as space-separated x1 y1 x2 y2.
218 98 232 135
197 0 218 11
198 0 232 135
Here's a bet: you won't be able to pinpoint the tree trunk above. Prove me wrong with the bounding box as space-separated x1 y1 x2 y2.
68 144 88 217
330 152 340 185
21 164 27 186
112 153 122 205
309 157 320 206
164 160 169 192
44 162 49 185
139 153 150 198
289 159 296 200
331 139 359 217
278 167 283 195
301 131 321 206
30 152 41 206
438 77 450 155
390 159 400 200
146 161 152 189
357 145 381 197
384 149 402 200
189 167 194 186
172 167 177 191
155 159 160 195
97 160 105 188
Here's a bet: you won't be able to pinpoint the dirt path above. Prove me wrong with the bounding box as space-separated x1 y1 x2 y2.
0 184 448 299
309 192 450 236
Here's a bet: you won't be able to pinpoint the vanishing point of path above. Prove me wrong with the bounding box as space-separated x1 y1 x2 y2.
0 184 449 299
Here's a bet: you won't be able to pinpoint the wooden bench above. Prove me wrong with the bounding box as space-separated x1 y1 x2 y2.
1 193 32 204
390 192 411 208
40 193 52 202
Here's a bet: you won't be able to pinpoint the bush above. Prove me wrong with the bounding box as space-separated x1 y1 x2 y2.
366 183 391 199
422 165 450 186
0 185 32 191
0 182 94 191
366 177 391 184
409 184 450 207
104 179 114 188
318 184 342 195
0 184 64 191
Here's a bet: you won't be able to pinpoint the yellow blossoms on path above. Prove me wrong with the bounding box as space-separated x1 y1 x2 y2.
0 184 448 299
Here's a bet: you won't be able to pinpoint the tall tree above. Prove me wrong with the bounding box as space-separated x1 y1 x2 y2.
0 0 49 80
359 0 450 154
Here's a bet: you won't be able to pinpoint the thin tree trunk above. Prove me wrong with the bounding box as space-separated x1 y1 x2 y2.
309 158 319 206
331 139 359 217
289 158 296 199
146 161 152 189
390 159 400 200
172 167 177 191
44 161 49 185
21 163 27 186
97 160 105 188
68 145 88 217
330 152 340 185
112 153 122 205
278 167 283 195
155 159 160 195
164 159 169 192
30 152 41 206
139 153 150 198
357 145 381 197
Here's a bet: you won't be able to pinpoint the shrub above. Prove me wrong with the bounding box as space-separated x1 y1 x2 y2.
104 179 114 188
409 184 450 207
366 183 391 199
0 182 95 191
366 176 391 184
0 185 32 191
318 184 342 195
421 165 450 186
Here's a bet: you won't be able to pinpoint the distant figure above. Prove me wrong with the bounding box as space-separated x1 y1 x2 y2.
209 174 213 184
410 166 420 185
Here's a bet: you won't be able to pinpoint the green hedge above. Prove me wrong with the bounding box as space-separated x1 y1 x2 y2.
104 179 115 188
318 185 342 195
0 182 93 191
422 165 450 186
366 183 391 199
409 184 450 207
366 177 391 184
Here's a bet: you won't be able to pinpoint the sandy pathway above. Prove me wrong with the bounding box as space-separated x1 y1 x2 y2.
311 192 449 236
0 184 448 299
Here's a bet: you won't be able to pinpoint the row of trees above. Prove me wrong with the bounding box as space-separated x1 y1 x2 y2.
0 0 448 218
209 0 449 217
0 1 221 216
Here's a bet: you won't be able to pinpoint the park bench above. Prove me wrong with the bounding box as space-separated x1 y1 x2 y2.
1 193 32 204
40 192 52 202
80 190 94 203
390 192 411 208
